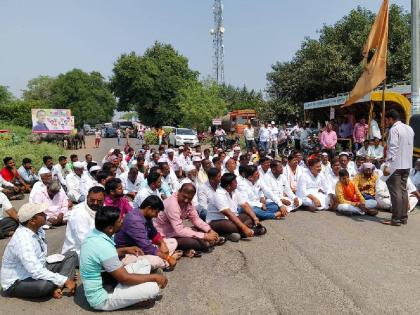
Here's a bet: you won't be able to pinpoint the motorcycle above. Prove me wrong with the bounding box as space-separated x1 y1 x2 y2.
278 136 294 157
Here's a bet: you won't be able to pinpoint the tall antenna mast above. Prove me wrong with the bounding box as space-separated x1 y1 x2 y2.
211 0 225 84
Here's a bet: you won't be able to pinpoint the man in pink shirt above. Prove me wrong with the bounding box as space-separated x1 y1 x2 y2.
104 178 133 219
32 179 69 226
353 118 368 151
153 183 223 256
320 122 338 158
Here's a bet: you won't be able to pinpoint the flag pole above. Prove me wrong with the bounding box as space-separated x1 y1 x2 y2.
381 78 386 136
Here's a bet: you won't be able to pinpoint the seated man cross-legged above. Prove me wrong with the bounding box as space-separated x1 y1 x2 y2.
115 195 181 270
154 183 224 257
335 169 378 216
207 173 264 242
80 206 168 311
1 203 77 299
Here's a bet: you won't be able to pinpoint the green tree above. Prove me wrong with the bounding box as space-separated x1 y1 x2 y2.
266 4 411 118
22 75 56 103
218 83 265 111
49 69 116 127
0 99 48 127
178 80 227 131
0 85 15 104
110 42 199 127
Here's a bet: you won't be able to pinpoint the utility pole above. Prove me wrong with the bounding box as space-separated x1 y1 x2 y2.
211 0 225 84
412 0 420 114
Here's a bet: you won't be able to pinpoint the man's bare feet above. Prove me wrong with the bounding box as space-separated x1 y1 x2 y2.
52 288 63 299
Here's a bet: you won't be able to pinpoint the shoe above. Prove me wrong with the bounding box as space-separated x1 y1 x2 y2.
215 236 227 246
365 209 378 216
382 220 401 226
252 223 267 236
400 219 408 225
227 233 241 242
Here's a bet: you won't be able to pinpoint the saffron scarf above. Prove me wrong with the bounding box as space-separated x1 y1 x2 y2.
342 181 360 203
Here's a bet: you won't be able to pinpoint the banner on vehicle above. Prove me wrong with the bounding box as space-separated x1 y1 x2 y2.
31 109 74 134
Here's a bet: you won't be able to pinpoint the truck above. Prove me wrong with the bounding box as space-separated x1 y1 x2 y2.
219 109 258 135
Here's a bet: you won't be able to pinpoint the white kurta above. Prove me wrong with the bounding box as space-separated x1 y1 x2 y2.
296 169 330 210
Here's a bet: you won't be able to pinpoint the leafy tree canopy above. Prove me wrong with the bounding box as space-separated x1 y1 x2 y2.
49 69 116 127
178 79 228 131
110 42 199 127
266 4 410 119
22 75 56 103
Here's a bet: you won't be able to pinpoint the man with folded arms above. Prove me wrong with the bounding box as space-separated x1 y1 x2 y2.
1 203 77 299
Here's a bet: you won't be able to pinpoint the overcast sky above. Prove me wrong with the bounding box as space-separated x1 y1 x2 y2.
0 0 411 96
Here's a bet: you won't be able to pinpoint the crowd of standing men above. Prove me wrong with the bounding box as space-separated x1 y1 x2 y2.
0 109 416 311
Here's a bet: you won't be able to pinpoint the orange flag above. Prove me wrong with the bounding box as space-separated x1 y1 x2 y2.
342 0 389 107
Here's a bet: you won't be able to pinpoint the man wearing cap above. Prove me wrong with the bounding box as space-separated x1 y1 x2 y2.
29 170 53 203
0 191 19 238
62 186 105 255
32 180 69 226
353 163 379 202
1 203 77 299
66 161 89 203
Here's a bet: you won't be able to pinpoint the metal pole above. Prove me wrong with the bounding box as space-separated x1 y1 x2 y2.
412 0 420 115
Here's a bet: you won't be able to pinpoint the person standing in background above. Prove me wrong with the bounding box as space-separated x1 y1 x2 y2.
353 118 368 151
116 128 121 146
244 122 255 152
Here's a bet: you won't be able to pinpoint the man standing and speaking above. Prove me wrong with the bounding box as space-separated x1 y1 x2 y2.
383 110 414 226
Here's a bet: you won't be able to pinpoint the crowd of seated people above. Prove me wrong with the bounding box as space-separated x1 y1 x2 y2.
0 114 418 311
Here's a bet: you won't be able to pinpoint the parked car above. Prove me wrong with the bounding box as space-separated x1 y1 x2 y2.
102 127 118 138
169 128 199 147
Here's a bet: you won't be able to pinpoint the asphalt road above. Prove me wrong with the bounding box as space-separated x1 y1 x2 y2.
1 136 420 315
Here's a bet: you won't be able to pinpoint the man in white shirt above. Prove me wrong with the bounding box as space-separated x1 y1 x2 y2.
383 110 415 226
66 161 89 203
297 159 331 211
258 122 270 153
53 156 69 188
270 121 279 157
243 122 255 152
1 203 77 299
257 157 272 185
339 152 357 178
368 137 384 165
197 168 220 221
356 140 371 157
38 155 60 182
237 165 285 220
159 161 179 195
369 112 382 140
320 152 331 174
118 165 144 199
17 158 39 186
133 172 162 209
266 160 302 212
177 147 192 174
62 186 105 255
283 152 304 193
0 192 18 239
207 173 261 241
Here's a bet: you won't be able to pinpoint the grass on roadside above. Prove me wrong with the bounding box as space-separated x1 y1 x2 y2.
0 121 65 169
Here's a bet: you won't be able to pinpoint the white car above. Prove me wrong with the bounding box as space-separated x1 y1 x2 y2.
169 128 199 147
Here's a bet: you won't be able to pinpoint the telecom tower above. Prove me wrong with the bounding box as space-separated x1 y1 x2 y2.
211 0 225 84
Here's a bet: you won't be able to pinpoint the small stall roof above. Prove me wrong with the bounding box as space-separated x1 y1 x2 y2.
303 84 411 110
